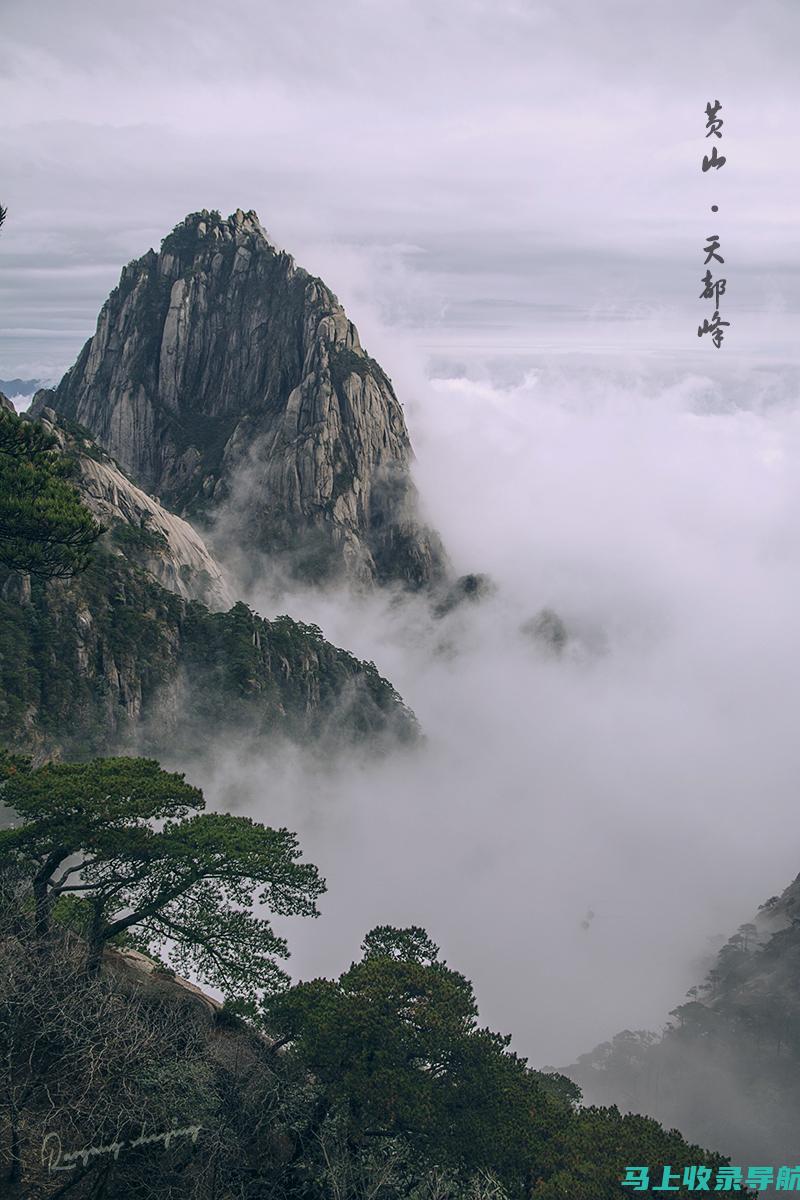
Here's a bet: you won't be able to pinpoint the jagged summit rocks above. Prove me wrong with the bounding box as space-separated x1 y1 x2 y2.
34 208 447 588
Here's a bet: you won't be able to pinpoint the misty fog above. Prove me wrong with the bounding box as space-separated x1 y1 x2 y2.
184 347 800 1068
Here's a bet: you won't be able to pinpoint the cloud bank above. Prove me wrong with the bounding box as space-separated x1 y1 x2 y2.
183 354 800 1067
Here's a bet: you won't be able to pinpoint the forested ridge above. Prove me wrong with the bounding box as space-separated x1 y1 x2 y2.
0 403 418 762
567 875 800 1163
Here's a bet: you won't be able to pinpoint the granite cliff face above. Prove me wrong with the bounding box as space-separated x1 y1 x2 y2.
34 406 233 611
35 209 446 588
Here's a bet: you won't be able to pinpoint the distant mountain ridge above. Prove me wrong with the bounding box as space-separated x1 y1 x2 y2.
33 209 447 589
566 872 800 1162
0 379 42 397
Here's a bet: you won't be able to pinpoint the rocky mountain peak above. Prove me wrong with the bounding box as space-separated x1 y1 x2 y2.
156 207 280 272
36 208 446 588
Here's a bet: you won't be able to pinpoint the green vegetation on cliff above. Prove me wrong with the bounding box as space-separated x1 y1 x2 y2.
0 543 417 761
0 404 102 579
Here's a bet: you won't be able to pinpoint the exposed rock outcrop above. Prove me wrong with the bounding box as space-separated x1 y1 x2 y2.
433 572 495 617
34 209 447 589
35 406 233 610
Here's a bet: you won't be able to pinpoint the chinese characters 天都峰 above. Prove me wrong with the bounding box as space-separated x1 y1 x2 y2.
697 100 730 349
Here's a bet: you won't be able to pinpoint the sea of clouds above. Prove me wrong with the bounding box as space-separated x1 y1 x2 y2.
191 350 800 1067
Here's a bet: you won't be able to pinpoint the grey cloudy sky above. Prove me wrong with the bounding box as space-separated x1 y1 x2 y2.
2 0 800 378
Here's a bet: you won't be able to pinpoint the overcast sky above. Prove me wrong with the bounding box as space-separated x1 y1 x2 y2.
2 0 800 379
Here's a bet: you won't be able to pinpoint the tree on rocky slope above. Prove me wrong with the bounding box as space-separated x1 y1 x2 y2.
0 756 325 996
0 406 102 578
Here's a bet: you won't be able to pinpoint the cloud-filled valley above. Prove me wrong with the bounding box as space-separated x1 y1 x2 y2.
188 355 800 1067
